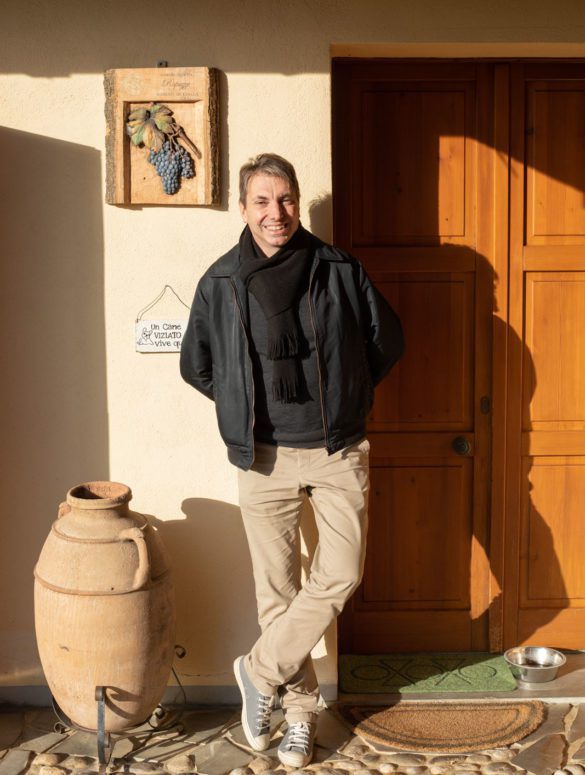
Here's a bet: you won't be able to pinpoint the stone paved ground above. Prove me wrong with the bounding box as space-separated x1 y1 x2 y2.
2 703 585 775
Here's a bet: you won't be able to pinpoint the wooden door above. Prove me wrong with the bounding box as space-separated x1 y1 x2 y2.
333 61 495 652
504 63 585 648
334 59 585 654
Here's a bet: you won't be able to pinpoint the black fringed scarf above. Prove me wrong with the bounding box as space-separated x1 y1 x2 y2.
239 224 313 403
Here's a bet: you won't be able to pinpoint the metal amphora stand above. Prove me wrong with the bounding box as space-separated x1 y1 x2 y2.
50 650 187 765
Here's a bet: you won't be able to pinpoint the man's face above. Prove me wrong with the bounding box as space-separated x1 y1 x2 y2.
239 173 300 257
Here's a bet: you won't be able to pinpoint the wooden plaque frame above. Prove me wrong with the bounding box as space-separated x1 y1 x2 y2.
104 67 219 206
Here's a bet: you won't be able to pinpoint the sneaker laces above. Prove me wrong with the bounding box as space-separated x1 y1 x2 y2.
285 721 312 753
255 693 273 733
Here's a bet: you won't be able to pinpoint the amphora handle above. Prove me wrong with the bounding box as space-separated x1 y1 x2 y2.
117 527 150 591
57 502 72 518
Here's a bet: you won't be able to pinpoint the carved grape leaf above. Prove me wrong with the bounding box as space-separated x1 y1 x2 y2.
127 107 149 122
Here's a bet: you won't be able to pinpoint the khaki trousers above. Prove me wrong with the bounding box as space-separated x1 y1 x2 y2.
237 439 370 723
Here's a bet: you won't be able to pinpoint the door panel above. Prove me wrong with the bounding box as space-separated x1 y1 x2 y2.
524 273 585 427
527 84 585 244
333 61 493 652
363 461 473 607
521 458 585 603
355 85 469 242
371 275 474 430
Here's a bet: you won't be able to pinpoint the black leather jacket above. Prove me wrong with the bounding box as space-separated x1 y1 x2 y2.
180 235 404 470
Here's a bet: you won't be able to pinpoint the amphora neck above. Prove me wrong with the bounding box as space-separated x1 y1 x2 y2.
66 481 132 518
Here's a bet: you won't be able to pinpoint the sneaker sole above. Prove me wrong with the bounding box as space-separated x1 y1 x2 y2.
233 656 270 752
277 749 312 768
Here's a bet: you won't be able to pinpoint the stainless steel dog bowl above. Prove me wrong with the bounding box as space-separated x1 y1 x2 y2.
504 646 566 683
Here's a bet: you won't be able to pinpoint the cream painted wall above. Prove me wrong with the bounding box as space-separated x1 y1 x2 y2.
2 0 585 702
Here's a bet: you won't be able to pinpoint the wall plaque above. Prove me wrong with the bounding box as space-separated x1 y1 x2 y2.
135 319 187 352
105 67 219 206
135 285 190 353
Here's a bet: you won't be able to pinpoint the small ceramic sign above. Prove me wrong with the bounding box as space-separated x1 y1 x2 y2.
135 319 187 352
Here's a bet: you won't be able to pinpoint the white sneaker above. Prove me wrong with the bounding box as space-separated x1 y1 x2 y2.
233 656 274 751
277 721 316 767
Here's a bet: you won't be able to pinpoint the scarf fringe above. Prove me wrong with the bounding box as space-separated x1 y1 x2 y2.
239 226 312 404
267 331 300 360
272 376 300 403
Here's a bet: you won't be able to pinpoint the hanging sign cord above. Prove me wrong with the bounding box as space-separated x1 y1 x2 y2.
136 285 190 322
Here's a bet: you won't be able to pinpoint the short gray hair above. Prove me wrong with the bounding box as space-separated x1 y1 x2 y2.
239 153 300 205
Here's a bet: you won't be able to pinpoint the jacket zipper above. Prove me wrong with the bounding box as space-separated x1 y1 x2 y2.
308 264 332 453
230 279 256 465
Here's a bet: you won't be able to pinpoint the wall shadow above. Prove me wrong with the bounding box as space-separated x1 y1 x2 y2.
151 499 258 686
0 128 107 677
150 496 337 689
308 192 333 244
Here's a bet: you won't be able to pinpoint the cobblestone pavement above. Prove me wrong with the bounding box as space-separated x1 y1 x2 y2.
2 703 585 775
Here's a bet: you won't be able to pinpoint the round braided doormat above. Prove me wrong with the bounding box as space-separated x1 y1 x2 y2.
338 700 545 753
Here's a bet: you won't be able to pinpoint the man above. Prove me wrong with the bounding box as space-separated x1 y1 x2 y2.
180 154 403 766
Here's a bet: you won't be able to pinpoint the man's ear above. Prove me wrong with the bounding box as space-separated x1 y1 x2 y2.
239 200 248 223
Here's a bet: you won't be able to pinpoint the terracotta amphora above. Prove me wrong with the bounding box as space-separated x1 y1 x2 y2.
34 481 175 733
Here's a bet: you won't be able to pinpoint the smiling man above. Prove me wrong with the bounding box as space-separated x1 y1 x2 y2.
241 171 300 255
180 153 404 766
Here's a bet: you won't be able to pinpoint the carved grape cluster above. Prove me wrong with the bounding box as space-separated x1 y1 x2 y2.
125 103 201 195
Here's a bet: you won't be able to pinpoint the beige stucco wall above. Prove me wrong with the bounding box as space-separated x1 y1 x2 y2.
2 0 585 702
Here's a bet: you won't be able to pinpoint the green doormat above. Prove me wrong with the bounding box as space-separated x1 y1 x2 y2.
339 653 517 693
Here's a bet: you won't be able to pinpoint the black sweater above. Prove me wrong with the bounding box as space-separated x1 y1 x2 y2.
248 291 327 447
